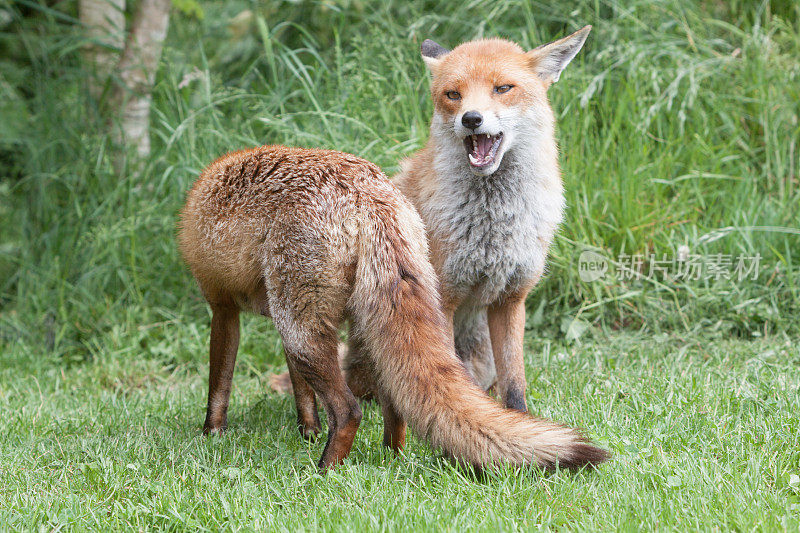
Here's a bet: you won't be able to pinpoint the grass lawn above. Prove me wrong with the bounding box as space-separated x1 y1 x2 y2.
2 0 799 530
2 326 799 530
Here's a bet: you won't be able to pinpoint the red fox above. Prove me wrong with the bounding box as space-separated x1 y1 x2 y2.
342 27 593 412
179 145 608 470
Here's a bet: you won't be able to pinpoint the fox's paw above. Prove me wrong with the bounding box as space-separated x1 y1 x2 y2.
298 420 322 441
202 421 227 436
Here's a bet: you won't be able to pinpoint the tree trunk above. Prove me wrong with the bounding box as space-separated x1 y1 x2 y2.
112 0 171 158
79 0 126 99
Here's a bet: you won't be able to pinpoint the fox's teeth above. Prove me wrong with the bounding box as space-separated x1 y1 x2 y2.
490 136 501 156
464 132 503 168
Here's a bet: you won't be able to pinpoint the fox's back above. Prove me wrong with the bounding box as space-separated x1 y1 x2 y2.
178 145 399 306
182 145 387 222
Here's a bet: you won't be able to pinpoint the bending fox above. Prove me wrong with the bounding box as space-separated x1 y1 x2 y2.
344 27 592 412
179 145 608 470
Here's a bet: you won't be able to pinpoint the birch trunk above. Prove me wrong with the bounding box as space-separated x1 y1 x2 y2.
112 0 171 157
79 0 126 98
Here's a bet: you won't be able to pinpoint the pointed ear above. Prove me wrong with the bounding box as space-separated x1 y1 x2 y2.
421 39 450 71
527 25 591 85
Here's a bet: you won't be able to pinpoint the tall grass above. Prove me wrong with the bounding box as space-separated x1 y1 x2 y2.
1 0 798 366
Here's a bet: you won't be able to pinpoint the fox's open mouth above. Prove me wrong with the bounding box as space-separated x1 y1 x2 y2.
463 133 503 169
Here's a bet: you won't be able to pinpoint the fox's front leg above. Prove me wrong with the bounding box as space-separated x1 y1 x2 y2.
487 290 529 412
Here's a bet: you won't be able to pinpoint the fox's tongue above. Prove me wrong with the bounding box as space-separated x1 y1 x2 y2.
475 134 492 158
466 133 503 168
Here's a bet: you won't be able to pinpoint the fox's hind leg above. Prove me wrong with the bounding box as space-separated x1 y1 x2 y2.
270 287 362 469
203 303 241 434
378 394 406 452
341 323 377 400
342 325 405 451
281 329 362 469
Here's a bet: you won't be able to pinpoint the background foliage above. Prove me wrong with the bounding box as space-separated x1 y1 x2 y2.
2 0 799 366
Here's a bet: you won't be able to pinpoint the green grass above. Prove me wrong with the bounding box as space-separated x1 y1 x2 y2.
1 0 800 529
2 327 799 530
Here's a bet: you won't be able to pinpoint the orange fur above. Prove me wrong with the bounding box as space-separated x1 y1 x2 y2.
344 28 593 410
180 145 608 470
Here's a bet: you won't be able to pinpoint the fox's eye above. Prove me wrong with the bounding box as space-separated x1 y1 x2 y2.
495 84 514 94
445 90 461 100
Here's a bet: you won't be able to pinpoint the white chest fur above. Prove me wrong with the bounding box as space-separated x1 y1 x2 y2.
422 128 565 306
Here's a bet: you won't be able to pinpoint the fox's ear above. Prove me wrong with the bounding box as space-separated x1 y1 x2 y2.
527 25 591 85
421 39 450 70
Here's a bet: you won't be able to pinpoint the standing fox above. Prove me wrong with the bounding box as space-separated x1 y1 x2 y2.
179 145 608 470
343 27 593 412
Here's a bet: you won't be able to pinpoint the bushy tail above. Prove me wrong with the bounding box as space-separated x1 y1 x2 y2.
349 201 609 470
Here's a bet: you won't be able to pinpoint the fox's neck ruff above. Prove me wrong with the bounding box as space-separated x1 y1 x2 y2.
418 109 565 302
426 107 564 223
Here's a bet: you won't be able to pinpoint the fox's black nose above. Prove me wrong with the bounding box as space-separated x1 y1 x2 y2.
461 111 483 130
